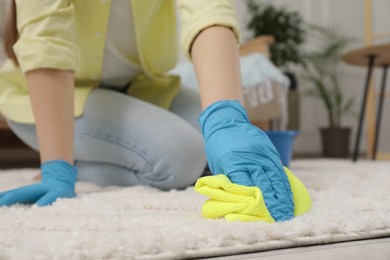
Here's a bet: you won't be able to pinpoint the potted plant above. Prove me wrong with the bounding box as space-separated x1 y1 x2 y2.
304 24 356 158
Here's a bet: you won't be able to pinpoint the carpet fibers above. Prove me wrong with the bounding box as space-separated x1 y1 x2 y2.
1 159 390 259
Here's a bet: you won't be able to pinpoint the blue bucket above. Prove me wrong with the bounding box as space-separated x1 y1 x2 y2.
265 130 299 167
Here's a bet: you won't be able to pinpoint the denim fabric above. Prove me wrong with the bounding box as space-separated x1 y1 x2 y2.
6 87 206 190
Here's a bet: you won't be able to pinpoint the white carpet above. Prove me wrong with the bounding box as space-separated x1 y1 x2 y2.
1 159 390 259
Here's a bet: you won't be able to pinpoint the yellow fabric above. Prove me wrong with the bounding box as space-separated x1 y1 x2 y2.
194 167 312 222
0 0 240 123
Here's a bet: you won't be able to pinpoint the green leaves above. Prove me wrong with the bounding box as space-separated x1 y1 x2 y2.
246 0 306 68
303 24 356 128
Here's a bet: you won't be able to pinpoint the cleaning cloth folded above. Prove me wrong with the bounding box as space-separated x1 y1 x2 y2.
194 167 311 222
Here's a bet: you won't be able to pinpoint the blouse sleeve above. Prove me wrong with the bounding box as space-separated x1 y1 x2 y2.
177 0 241 61
13 0 79 73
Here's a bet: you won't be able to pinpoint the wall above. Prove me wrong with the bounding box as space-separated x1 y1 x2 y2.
236 0 390 155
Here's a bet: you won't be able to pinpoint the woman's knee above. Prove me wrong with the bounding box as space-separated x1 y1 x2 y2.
74 127 207 190
140 129 207 190
74 88 207 189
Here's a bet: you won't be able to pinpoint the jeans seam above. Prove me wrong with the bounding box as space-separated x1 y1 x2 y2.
75 128 175 187
75 128 155 169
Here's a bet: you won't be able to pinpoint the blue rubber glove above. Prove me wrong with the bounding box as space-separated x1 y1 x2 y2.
199 100 294 221
0 160 77 207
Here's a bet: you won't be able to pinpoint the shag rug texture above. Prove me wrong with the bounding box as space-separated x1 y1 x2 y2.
1 159 390 259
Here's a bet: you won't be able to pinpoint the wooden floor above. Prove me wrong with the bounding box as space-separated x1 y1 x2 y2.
206 237 390 260
0 128 40 169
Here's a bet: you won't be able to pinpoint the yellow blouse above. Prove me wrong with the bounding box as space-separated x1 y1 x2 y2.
0 0 240 123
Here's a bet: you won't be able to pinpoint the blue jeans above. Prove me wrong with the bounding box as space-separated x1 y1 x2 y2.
6 87 206 190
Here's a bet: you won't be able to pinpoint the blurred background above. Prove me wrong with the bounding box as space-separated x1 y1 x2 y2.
232 0 390 158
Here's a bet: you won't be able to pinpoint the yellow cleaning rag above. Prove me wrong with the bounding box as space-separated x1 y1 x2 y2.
194 167 311 222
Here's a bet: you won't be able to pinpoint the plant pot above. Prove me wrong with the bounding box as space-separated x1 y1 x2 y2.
265 130 299 167
320 127 351 158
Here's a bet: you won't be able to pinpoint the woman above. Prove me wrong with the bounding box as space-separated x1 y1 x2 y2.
0 0 294 222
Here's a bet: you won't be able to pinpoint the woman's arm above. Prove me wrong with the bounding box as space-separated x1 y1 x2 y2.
0 1 79 207
26 69 74 164
190 25 295 221
0 69 78 207
191 26 243 109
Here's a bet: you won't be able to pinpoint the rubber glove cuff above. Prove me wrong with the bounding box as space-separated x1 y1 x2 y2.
41 160 77 189
199 100 250 141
